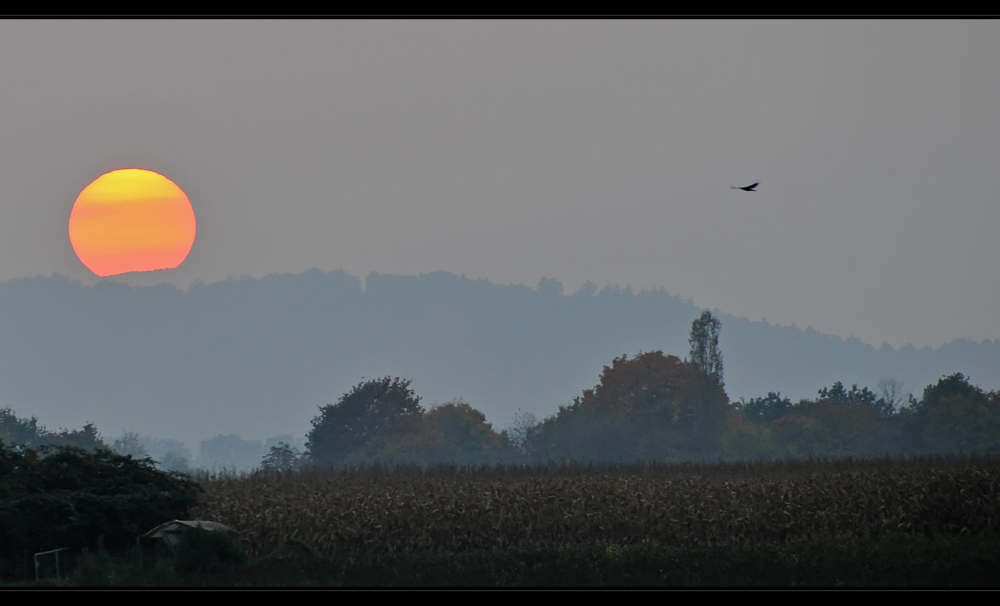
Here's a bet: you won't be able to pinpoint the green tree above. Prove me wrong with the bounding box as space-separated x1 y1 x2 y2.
37 422 107 452
689 311 723 387
912 373 1000 454
306 377 424 467
736 392 794 425
0 406 46 448
817 381 894 419
423 400 512 465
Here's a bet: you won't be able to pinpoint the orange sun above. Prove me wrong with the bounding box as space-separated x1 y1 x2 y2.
69 169 196 277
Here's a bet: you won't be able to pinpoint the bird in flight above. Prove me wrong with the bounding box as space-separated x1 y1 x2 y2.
730 182 759 191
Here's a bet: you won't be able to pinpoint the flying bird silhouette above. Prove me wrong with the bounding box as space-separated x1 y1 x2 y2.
730 182 759 191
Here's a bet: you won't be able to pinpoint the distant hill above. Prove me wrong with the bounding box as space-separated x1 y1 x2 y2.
0 270 995 446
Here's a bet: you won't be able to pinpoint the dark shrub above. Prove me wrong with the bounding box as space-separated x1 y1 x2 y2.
0 442 201 580
172 528 248 576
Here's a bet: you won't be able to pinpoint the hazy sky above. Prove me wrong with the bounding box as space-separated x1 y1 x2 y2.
1 20 997 349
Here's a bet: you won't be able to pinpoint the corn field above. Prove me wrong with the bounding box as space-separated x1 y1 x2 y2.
191 456 1000 560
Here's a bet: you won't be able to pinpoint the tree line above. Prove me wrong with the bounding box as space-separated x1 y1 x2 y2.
281 311 1000 469
2 310 998 471
0 415 298 474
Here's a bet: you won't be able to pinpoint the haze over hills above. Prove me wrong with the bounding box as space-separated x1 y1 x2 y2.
0 269 995 449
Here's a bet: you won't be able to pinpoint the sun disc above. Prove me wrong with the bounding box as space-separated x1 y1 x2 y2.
69 169 196 277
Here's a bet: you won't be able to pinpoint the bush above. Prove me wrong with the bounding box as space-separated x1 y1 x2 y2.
0 442 201 580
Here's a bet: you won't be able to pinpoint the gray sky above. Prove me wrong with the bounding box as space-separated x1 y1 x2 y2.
1 20 998 349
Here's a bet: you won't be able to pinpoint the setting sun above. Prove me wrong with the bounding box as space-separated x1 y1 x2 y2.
68 169 196 277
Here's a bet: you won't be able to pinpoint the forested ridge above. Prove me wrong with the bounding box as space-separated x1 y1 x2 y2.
0 270 995 448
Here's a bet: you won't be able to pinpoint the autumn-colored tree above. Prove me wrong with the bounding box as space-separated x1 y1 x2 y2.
349 400 516 466
720 404 776 459
810 399 881 456
751 382 893 457
527 351 729 462
423 400 511 465
583 351 699 420
769 415 827 458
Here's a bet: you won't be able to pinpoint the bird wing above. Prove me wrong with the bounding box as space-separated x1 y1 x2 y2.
746 182 759 190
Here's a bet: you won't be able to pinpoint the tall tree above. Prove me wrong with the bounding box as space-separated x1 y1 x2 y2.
689 310 723 387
